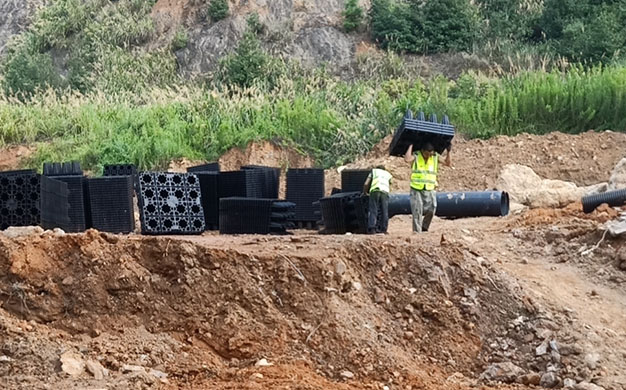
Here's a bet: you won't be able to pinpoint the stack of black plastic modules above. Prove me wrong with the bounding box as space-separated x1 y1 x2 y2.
341 169 371 193
103 164 137 176
241 165 280 199
219 198 273 234
389 110 455 156
137 172 206 235
286 168 324 228
0 170 70 230
86 176 135 233
218 170 264 198
187 162 220 173
43 161 83 177
319 192 369 234
195 172 219 230
270 201 296 234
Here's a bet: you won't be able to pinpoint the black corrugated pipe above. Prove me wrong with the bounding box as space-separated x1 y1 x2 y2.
388 191 510 218
581 188 626 213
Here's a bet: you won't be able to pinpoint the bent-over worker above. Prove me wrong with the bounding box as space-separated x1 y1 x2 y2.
404 143 451 233
363 165 392 234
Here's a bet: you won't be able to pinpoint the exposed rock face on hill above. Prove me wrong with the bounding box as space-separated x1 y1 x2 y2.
0 0 40 56
157 0 363 76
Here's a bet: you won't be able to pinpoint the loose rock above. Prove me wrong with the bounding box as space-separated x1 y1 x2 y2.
480 362 524 383
340 370 354 379
121 364 145 373
540 372 560 388
584 353 600 370
86 360 108 380
574 382 606 390
518 373 542 386
60 351 85 377
563 378 576 388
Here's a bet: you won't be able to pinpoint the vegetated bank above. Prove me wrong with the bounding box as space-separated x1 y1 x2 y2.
1 64 626 172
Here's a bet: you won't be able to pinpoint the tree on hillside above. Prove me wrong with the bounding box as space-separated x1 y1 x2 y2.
369 0 422 52
343 0 364 32
208 0 229 22
421 0 480 53
476 0 541 41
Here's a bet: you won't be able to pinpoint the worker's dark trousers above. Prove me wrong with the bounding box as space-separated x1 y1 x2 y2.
368 191 389 233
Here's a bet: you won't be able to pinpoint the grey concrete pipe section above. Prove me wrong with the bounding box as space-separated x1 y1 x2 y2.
388 191 510 218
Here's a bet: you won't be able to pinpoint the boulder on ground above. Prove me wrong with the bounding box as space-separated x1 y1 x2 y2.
608 158 626 190
496 164 607 208
479 362 524 383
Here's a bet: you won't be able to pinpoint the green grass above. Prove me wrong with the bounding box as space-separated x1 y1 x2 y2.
1 65 625 173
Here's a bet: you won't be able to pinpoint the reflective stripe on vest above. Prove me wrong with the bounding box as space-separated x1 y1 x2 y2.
370 169 392 193
411 151 438 191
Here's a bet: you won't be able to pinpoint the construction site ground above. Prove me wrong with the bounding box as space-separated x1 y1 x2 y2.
1 131 625 390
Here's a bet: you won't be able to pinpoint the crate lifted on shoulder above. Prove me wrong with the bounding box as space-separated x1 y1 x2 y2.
389 110 455 157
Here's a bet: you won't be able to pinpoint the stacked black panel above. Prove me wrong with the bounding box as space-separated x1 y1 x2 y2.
286 168 324 227
389 110 455 156
43 161 83 176
40 176 70 231
218 170 264 198
196 172 219 230
137 172 206 235
219 198 273 234
103 164 137 176
241 165 280 199
341 169 370 193
86 176 135 233
320 192 368 234
0 171 70 230
187 162 220 173
270 201 295 234
50 176 87 232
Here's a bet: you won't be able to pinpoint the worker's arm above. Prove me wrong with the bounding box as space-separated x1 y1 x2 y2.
363 173 372 194
442 146 452 167
404 145 415 163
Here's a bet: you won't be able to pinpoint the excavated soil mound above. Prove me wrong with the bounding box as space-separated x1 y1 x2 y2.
0 230 540 389
326 131 626 194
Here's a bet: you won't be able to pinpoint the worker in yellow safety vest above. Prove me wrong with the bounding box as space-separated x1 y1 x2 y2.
363 165 392 234
404 143 451 233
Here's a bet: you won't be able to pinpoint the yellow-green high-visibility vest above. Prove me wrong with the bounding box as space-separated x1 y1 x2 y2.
369 168 392 193
411 151 438 191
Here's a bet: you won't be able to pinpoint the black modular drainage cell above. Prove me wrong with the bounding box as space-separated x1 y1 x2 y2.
196 172 219 230
218 170 264 199
241 165 280 199
270 201 296 234
319 192 370 234
86 176 135 233
187 162 220 173
51 175 87 232
0 171 70 230
43 161 83 177
286 168 324 224
219 197 273 234
319 197 347 234
341 169 371 193
103 164 137 177
137 172 205 235
389 110 455 157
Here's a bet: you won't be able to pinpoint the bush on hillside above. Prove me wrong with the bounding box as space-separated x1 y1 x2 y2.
208 0 229 22
1 45 63 98
343 0 364 33
369 0 422 52
421 0 480 53
476 0 541 41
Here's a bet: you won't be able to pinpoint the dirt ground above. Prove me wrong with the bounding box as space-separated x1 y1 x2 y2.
0 131 625 390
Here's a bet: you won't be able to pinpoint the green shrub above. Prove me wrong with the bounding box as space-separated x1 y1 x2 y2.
369 0 421 52
208 0 229 22
421 0 480 53
476 0 541 41
343 0 364 33
246 13 264 35
1 44 63 98
171 28 189 51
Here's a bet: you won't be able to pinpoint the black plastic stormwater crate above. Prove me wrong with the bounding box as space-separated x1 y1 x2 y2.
319 197 346 234
86 176 135 233
137 172 206 235
270 201 295 234
218 170 264 199
196 172 219 230
286 168 324 223
43 161 83 177
0 171 70 230
341 169 370 193
219 197 273 234
103 164 137 177
389 110 455 156
187 162 220 173
241 165 280 199
51 175 87 232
